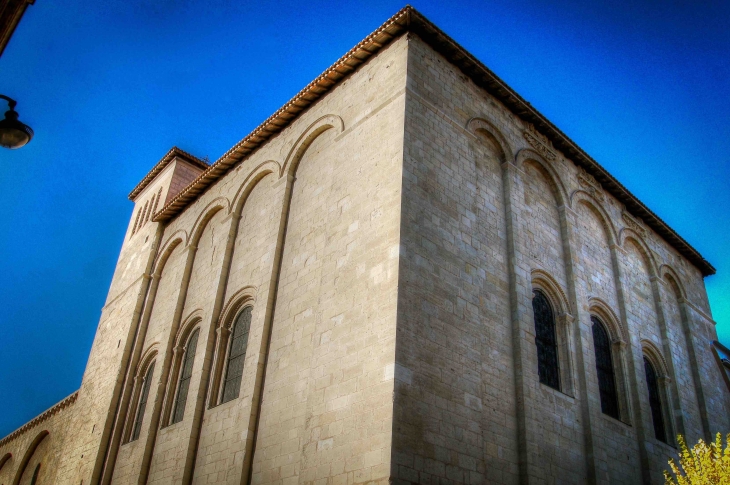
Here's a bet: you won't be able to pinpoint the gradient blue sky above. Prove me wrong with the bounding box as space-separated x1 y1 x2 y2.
1 0 728 437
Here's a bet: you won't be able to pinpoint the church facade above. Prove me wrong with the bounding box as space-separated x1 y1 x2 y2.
1 7 728 485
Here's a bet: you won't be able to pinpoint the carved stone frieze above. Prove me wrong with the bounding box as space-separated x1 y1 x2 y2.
577 166 605 202
622 212 647 237
523 123 557 161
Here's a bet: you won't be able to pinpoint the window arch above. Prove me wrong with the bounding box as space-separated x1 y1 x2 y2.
643 357 667 443
130 361 155 442
591 316 619 419
220 307 252 404
532 290 560 390
171 328 200 424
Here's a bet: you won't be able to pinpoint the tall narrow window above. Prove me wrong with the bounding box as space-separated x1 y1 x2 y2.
171 329 200 424
131 362 155 441
644 357 667 443
591 317 619 419
532 290 560 390
221 307 252 404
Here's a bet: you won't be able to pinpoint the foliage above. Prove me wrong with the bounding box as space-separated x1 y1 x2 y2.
664 433 730 485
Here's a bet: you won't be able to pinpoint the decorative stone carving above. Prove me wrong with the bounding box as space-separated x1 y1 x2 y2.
523 123 557 161
622 212 647 237
577 166 605 202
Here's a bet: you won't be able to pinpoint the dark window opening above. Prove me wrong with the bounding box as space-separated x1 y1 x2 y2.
532 290 560 390
591 317 619 419
644 357 667 443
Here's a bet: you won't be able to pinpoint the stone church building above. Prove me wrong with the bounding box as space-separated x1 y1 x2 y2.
1 6 728 485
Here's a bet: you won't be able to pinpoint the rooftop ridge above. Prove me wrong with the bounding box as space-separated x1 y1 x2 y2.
0 391 78 448
148 5 715 276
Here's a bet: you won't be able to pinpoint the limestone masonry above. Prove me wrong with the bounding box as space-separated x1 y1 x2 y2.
1 6 728 485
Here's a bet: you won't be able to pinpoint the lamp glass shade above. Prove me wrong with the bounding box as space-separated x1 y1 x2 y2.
0 109 33 149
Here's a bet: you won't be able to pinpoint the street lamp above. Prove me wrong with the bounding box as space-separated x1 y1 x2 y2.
0 95 33 149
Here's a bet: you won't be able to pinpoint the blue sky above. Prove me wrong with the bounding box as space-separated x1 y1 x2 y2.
0 0 728 437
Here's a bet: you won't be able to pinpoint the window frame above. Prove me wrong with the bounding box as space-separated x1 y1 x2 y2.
169 327 200 425
127 360 156 443
591 316 620 419
532 289 562 391
219 306 253 404
643 356 668 444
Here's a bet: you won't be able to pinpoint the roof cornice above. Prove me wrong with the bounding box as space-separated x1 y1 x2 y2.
150 5 714 276
0 391 78 448
128 146 209 201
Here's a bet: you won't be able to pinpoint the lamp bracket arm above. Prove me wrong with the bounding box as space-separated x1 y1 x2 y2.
0 95 17 110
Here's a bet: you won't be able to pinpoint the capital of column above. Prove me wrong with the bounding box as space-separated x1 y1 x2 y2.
658 375 672 385
612 339 627 349
557 313 575 326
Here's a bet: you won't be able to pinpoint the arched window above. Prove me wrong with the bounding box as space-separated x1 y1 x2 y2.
171 329 200 424
591 316 619 419
30 463 41 485
221 307 252 404
643 357 667 443
532 290 560 390
131 361 155 441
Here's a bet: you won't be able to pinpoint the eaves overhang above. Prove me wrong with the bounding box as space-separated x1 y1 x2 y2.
149 5 715 277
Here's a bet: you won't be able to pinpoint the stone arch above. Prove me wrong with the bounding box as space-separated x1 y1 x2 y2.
208 286 257 407
161 310 204 426
466 117 512 163
588 297 632 423
188 198 230 248
571 193 618 246
621 232 658 278
0 452 11 472
11 430 48 485
531 269 571 316
588 296 626 342
124 346 159 442
136 345 159 380
641 340 670 378
531 269 575 395
641 338 676 444
217 286 258 331
174 310 204 348
516 148 569 207
152 234 185 277
660 265 687 300
231 161 281 216
281 114 344 177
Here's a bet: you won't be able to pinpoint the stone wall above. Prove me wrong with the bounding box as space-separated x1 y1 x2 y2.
0 393 76 485
98 33 409 485
391 34 730 485
1 17 728 485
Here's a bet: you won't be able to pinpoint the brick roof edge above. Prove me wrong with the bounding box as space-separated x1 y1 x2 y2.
128 147 209 201
149 5 715 277
0 391 79 448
